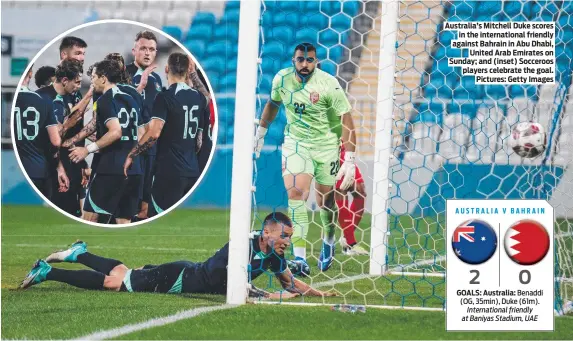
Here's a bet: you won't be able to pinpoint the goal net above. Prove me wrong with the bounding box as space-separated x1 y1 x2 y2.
232 0 573 313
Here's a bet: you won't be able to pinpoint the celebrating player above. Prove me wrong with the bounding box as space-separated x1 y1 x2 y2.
14 66 68 197
34 66 56 89
254 43 357 274
123 52 207 216
68 60 143 224
20 212 335 298
36 59 91 216
126 30 162 222
335 141 368 255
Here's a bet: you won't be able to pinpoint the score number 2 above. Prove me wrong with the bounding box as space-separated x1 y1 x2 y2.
469 270 531 285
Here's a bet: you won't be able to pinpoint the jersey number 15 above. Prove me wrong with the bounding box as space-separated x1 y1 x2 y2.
183 105 199 139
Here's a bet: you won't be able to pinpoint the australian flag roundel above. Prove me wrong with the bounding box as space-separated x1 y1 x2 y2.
451 219 498 265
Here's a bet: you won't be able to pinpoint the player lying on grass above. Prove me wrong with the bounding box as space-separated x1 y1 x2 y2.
20 212 335 298
254 42 357 275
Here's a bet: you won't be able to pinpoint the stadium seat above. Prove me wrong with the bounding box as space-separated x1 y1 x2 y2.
510 85 537 98
227 58 238 73
113 10 139 21
414 102 444 124
261 58 282 75
208 76 220 93
433 46 446 61
320 60 337 76
448 102 477 119
191 12 217 28
503 0 531 20
484 85 509 100
258 74 274 95
227 127 235 143
206 40 234 58
331 13 352 33
225 0 240 11
315 45 328 60
213 25 239 42
328 45 344 62
201 57 226 75
186 24 213 41
162 26 184 42
185 40 206 60
139 10 165 30
273 12 300 28
263 41 286 60
320 0 342 16
476 1 501 15
449 0 475 21
295 28 318 45
267 123 285 145
277 0 301 14
219 74 237 91
300 13 329 31
217 125 227 144
261 10 274 28
318 29 340 46
165 11 192 31
343 1 361 17
303 1 320 12
172 0 199 12
217 98 235 124
269 25 295 45
219 8 240 25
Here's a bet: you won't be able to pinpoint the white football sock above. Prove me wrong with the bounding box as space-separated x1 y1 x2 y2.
294 247 306 260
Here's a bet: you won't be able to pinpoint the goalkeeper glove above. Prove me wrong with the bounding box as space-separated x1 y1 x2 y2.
254 126 267 159
336 151 356 191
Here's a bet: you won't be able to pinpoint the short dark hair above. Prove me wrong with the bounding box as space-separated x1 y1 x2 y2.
55 59 83 83
104 53 131 84
263 212 293 229
59 36 88 53
135 30 157 43
167 52 189 78
92 60 122 84
34 66 56 88
293 43 316 56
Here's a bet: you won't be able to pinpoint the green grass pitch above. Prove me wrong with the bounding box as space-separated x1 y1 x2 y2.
2 205 572 340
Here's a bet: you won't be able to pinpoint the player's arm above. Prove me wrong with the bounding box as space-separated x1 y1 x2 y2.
329 82 356 190
254 74 283 158
275 269 335 297
62 113 97 148
69 101 122 163
188 61 210 102
124 94 167 175
68 86 93 116
45 101 61 147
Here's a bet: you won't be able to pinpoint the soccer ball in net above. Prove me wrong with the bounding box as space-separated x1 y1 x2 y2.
509 122 547 158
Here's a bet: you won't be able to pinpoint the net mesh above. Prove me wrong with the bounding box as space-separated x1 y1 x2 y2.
248 0 573 312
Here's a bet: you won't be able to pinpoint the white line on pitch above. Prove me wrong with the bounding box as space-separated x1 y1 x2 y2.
313 274 374 288
14 244 214 253
74 304 237 340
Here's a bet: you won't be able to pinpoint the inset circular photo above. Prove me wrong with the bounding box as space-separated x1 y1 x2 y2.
11 20 217 227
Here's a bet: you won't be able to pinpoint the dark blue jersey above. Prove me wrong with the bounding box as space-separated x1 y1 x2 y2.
191 233 287 294
36 85 87 172
126 63 162 155
152 82 208 178
94 86 143 175
14 87 59 179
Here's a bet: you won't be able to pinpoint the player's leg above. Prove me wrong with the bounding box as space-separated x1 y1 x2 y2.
335 184 358 251
282 139 313 264
115 175 143 224
20 259 121 291
136 154 155 220
313 147 341 271
46 240 129 275
122 261 194 294
82 174 124 223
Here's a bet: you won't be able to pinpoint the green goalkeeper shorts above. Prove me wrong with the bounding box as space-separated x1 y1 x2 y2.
282 138 340 186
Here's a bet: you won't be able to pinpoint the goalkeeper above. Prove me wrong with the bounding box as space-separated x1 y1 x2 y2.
19 212 334 299
254 43 357 274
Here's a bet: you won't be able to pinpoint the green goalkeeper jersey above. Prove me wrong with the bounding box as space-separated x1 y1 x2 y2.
271 67 352 147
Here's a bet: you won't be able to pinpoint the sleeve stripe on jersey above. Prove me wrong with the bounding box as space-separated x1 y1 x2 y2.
45 124 58 128
104 117 119 124
150 116 165 123
138 123 148 128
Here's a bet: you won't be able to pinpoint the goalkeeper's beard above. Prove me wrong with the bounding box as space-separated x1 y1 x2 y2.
295 68 315 82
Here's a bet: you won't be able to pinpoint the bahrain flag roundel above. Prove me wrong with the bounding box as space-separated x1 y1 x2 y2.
504 219 550 265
